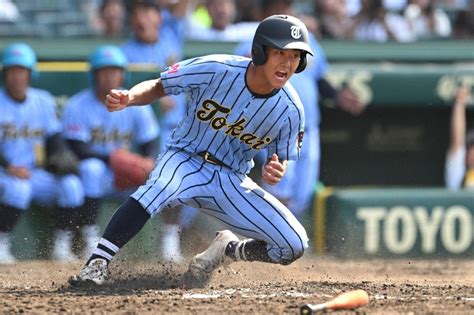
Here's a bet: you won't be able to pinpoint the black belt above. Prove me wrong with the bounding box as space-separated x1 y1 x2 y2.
197 152 228 168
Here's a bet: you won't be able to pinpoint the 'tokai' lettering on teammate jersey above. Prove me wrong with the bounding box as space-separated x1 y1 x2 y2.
1 123 45 140
91 127 133 145
196 99 272 150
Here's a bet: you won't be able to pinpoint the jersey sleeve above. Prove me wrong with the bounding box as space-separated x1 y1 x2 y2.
133 105 160 144
267 98 305 162
61 98 91 142
159 57 215 96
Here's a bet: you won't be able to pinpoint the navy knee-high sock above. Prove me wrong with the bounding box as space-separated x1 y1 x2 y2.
87 197 150 264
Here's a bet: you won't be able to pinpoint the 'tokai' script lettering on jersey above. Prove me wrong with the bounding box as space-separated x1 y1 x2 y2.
196 99 272 150
91 127 133 146
1 123 45 140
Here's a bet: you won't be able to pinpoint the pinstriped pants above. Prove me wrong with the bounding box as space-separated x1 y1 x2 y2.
132 149 309 264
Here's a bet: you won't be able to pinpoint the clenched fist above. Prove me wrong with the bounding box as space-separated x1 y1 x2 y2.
105 89 129 112
262 154 287 185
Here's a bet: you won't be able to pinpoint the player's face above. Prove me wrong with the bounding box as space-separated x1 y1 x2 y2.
4 66 30 102
95 67 124 98
130 6 161 44
262 48 301 90
207 0 236 30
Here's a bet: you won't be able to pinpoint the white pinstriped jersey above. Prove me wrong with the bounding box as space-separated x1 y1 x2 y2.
160 54 305 174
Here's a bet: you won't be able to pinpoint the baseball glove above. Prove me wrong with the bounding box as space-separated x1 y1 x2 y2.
109 149 154 190
45 149 79 175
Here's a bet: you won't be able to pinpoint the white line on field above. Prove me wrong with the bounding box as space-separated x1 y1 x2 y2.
182 289 324 300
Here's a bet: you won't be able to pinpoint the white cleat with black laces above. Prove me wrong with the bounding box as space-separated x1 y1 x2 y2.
69 258 109 286
185 230 239 288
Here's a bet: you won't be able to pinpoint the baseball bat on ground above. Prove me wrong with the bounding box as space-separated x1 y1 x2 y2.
300 289 369 314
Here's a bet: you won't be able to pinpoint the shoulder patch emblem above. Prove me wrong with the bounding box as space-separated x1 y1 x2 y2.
298 131 304 149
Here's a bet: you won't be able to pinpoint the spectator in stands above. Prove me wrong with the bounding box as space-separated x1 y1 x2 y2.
186 0 256 41
452 0 474 38
97 0 127 37
404 0 452 39
0 43 85 263
121 0 189 263
347 0 415 42
122 0 182 65
234 0 261 22
235 0 364 220
61 45 160 260
156 0 189 44
445 86 473 190
315 0 354 39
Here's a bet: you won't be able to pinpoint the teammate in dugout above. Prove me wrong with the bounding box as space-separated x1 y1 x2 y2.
71 15 311 287
61 45 160 260
0 43 85 263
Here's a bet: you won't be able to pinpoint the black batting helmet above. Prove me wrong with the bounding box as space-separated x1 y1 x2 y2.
251 15 313 73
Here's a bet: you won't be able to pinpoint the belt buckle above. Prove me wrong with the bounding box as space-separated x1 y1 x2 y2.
204 152 217 165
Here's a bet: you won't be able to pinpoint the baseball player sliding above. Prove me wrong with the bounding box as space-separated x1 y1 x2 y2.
70 15 311 287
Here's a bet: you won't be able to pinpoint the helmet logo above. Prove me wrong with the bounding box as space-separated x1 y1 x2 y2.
290 26 302 39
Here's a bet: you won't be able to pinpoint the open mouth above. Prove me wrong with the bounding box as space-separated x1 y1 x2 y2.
275 71 287 82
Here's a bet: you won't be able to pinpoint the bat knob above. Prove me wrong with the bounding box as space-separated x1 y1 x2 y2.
300 304 314 315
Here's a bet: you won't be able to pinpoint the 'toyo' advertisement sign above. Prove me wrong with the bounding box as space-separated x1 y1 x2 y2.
356 206 473 255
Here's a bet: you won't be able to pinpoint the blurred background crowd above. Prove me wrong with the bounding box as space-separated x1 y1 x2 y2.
0 0 473 41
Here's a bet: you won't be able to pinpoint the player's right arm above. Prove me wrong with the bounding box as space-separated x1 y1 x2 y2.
106 78 165 112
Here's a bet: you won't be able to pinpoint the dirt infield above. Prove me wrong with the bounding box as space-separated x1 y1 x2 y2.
1 256 473 314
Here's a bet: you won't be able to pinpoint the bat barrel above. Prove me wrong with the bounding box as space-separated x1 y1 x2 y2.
300 303 327 315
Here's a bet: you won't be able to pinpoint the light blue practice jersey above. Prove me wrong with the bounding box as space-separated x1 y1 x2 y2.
121 30 182 68
61 89 159 154
160 54 305 174
0 87 60 168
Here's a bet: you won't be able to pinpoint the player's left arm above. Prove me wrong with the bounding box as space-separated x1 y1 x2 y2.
262 154 288 186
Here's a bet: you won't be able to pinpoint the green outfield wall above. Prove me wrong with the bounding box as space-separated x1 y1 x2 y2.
315 188 474 259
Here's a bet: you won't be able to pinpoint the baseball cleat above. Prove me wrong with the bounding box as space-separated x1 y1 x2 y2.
69 258 109 286
185 230 238 287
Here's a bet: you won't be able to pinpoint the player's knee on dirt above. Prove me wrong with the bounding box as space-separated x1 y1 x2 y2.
278 246 305 265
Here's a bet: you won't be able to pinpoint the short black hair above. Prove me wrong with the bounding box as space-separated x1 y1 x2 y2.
126 0 160 12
